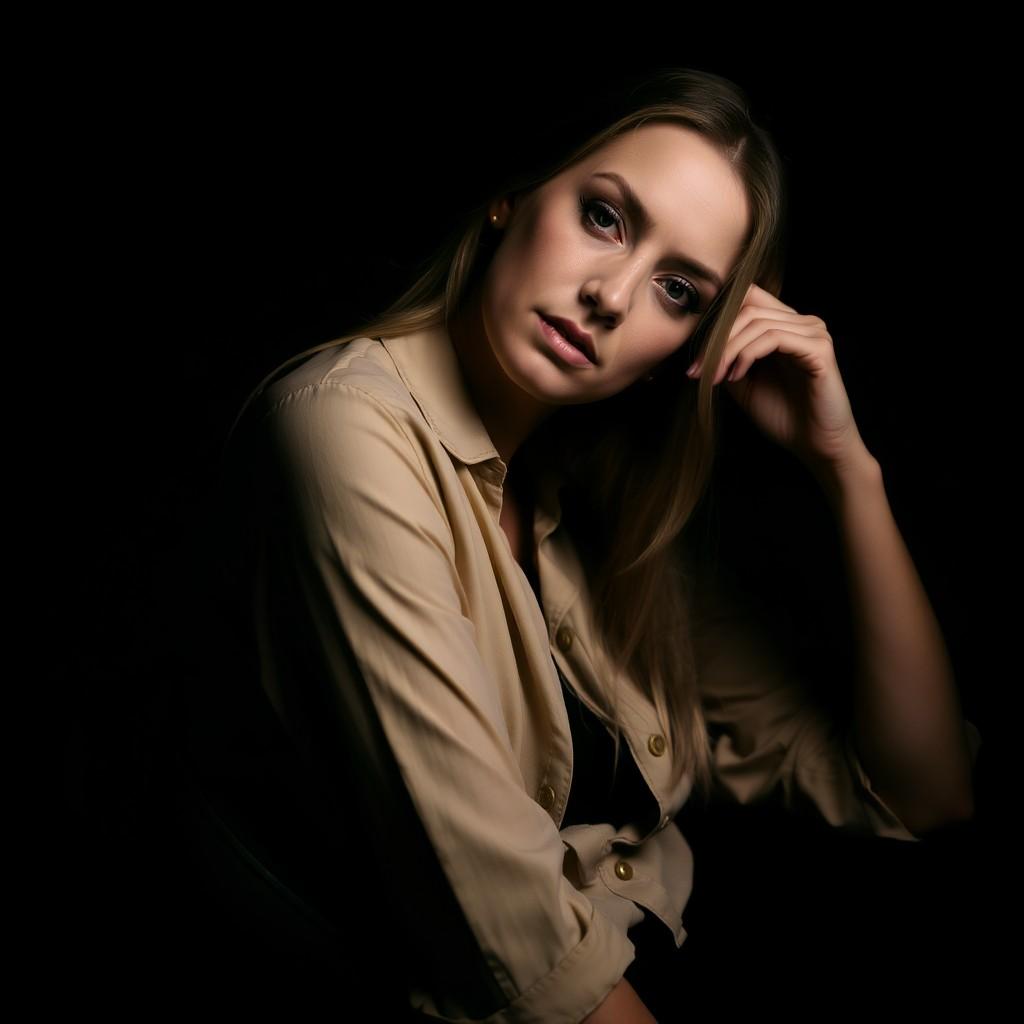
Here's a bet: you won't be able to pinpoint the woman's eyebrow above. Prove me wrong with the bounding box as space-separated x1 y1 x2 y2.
592 171 725 293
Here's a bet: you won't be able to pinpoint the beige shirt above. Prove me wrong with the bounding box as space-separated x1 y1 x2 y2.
236 323 981 1022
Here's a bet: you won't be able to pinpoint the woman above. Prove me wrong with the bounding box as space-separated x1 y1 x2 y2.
210 67 981 1021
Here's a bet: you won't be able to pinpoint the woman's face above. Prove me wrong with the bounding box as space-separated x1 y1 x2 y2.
479 122 750 405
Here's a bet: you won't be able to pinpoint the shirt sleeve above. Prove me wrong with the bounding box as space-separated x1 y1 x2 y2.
685 555 981 843
249 381 636 1022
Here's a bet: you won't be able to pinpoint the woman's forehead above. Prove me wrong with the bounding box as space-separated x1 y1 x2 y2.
587 128 729 190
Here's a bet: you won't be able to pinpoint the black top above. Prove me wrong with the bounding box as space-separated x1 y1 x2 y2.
554 659 656 832
516 481 657 835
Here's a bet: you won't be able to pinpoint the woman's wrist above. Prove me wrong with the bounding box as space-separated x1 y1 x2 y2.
806 444 883 512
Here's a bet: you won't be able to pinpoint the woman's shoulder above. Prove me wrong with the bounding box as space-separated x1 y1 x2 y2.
261 335 414 415
226 335 428 484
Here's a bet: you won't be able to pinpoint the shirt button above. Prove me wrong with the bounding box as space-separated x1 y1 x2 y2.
614 859 634 881
556 626 573 652
647 733 666 756
537 784 556 811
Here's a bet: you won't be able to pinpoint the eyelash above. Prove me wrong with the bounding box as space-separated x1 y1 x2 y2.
578 194 704 316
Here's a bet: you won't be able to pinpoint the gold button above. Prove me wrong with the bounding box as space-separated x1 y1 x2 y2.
614 859 634 881
556 626 573 652
537 784 556 811
647 733 666 756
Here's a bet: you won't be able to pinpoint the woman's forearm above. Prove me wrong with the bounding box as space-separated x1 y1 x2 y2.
812 448 976 835
583 974 658 1024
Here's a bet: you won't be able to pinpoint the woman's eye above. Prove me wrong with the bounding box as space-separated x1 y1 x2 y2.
580 195 622 235
578 195 703 316
661 277 702 314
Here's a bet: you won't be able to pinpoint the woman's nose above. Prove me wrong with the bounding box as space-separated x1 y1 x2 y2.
582 259 646 325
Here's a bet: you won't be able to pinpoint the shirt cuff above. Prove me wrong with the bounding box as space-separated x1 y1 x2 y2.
841 718 982 842
411 896 637 1023
841 729 920 841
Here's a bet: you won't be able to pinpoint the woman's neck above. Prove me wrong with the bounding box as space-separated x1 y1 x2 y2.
447 286 558 467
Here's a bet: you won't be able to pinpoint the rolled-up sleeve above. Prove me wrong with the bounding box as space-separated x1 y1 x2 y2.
687 561 981 843
252 382 635 1022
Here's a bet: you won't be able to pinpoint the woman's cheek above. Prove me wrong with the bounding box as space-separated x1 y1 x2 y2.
531 210 578 263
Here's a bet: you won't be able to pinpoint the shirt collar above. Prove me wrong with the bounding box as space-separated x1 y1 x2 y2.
380 323 500 467
379 322 566 539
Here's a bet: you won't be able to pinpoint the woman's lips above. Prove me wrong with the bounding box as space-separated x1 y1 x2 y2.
538 312 596 368
540 313 598 364
536 311 598 368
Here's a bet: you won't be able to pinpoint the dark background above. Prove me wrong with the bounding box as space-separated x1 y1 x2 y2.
43 34 1007 1014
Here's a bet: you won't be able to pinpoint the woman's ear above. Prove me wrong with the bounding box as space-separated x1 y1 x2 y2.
489 193 517 229
499 187 534 225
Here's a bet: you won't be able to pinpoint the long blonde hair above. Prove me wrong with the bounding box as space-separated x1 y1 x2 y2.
227 66 789 805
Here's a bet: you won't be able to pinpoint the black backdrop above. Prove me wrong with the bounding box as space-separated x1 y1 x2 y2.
44 35 1007 1015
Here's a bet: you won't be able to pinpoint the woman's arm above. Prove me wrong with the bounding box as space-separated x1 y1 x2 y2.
810 448 977 835
693 283 978 838
251 380 638 1021
583 976 658 1024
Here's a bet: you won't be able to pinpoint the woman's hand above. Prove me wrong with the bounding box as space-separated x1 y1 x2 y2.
687 283 871 478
